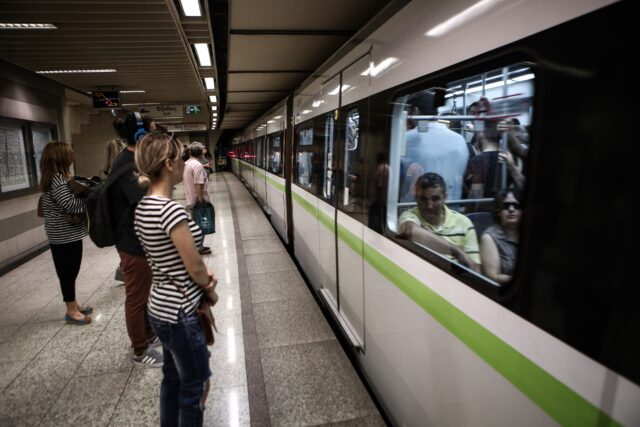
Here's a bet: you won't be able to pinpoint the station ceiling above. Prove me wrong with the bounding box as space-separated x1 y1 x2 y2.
0 0 391 132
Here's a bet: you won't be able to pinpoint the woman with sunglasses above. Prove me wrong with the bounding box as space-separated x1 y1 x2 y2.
479 190 523 284
133 132 218 426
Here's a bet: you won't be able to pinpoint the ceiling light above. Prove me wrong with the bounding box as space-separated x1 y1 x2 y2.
301 110 312 115
0 23 57 30
37 69 116 74
209 95 217 103
274 115 282 119
426 0 503 37
179 0 202 16
212 113 217 117
119 90 146 93
267 120 275 124
204 77 215 90
194 43 211 67
312 100 324 108
211 106 217 111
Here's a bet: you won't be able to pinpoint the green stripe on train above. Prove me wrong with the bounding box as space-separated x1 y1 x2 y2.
291 195 620 427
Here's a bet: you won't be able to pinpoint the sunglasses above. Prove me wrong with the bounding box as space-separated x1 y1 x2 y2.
501 202 521 210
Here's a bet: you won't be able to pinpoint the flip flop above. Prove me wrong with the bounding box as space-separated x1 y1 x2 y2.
65 314 91 325
79 306 94 315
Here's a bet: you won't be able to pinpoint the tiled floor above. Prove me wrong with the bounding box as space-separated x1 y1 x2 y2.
0 172 383 426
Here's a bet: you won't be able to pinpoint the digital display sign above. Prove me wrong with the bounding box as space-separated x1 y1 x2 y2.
92 91 120 109
185 105 201 114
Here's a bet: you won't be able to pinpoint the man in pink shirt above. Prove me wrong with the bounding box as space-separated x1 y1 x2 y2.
183 141 211 255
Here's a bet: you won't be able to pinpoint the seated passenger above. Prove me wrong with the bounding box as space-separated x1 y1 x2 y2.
398 172 480 271
479 190 522 284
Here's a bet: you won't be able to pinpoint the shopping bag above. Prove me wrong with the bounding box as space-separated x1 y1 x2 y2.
193 201 215 235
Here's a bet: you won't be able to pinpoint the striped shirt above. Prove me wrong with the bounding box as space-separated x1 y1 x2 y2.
42 174 88 244
399 205 481 263
134 195 205 323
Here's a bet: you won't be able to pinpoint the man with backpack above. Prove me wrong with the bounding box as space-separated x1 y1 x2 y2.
108 112 163 368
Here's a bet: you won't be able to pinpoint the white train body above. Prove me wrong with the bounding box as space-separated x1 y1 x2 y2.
230 1 638 425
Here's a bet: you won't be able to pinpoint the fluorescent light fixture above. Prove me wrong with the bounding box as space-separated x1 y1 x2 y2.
194 43 211 67
274 115 282 119
119 90 146 93
37 69 116 74
179 0 202 16
213 113 217 117
426 0 503 37
301 109 312 115
204 77 215 90
361 57 398 77
512 73 535 82
328 85 350 96
312 100 324 108
211 106 217 111
0 23 57 30
209 95 217 103
267 120 275 124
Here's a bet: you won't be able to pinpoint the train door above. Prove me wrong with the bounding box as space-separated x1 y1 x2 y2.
333 55 370 348
317 106 338 304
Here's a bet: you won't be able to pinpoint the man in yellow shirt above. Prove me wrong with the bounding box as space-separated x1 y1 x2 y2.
399 172 480 272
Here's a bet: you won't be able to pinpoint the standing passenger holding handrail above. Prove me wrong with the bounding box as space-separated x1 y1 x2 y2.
134 132 218 426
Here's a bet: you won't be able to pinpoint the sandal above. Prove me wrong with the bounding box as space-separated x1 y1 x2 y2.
79 306 94 315
65 314 92 325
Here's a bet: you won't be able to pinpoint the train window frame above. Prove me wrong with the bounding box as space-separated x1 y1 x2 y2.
267 132 283 176
256 136 264 169
294 122 315 193
383 58 536 295
337 105 366 217
322 112 336 202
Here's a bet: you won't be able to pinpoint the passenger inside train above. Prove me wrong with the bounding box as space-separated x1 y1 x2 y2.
479 189 522 284
398 172 480 272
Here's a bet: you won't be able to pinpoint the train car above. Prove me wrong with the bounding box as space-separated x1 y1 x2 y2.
231 0 637 425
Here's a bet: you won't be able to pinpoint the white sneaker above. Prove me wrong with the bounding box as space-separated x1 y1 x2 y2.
148 335 162 349
133 348 163 368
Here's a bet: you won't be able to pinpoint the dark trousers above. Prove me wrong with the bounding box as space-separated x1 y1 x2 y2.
118 251 154 356
150 311 211 427
50 240 83 303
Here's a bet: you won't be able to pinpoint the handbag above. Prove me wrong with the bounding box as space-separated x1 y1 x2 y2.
197 293 218 346
193 201 215 235
172 281 218 346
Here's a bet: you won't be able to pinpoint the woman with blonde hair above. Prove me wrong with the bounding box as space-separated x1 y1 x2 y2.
40 141 92 325
133 132 217 425
103 138 125 176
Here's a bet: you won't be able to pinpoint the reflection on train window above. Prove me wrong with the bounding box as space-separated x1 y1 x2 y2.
297 127 313 189
387 63 534 283
268 134 282 175
323 114 335 200
341 108 361 211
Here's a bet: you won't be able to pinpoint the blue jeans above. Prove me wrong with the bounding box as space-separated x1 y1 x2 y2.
149 311 211 427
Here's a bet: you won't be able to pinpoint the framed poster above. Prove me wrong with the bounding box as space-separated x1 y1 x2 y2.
0 124 30 193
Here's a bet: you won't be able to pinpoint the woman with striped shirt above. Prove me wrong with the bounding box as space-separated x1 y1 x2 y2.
40 141 92 325
133 132 218 426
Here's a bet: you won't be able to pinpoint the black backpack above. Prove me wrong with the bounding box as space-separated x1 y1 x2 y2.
86 162 135 248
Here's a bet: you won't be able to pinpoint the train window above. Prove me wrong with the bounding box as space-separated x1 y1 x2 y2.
340 108 362 212
296 126 314 190
268 133 282 176
256 137 264 169
387 63 534 284
323 113 335 201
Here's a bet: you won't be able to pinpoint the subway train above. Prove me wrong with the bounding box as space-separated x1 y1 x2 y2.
229 1 636 425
